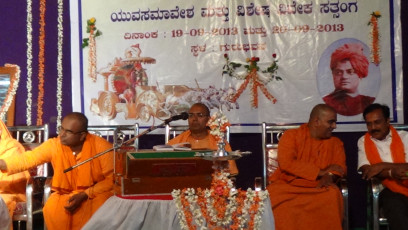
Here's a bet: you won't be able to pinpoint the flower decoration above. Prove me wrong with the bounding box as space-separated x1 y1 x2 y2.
222 54 281 108
368 11 381 65
56 0 64 129
83 17 102 82
37 0 46 125
172 168 269 230
26 0 33 125
207 111 230 141
82 17 102 48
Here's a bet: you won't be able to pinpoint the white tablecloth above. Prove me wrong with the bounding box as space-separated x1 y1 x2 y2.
0 196 10 230
82 195 275 230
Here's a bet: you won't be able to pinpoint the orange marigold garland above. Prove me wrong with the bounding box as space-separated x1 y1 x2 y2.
369 11 381 65
82 18 102 82
37 0 46 126
172 168 269 230
223 54 282 108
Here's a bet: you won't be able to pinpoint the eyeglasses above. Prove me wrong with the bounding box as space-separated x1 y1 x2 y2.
57 126 86 135
188 113 209 118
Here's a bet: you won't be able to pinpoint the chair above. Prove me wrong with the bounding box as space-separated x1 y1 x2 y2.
87 124 139 149
87 124 139 180
260 122 349 230
7 124 52 230
369 178 388 230
368 124 408 230
164 124 230 143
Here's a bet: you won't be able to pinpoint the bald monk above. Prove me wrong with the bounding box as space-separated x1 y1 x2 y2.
0 120 30 229
267 104 346 230
167 103 238 175
0 112 114 230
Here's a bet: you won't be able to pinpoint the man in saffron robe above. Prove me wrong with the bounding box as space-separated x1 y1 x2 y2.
358 103 408 230
0 120 29 229
267 104 346 230
323 43 375 116
0 112 114 230
167 103 238 175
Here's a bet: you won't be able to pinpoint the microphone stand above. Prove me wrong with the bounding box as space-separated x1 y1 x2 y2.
64 120 169 173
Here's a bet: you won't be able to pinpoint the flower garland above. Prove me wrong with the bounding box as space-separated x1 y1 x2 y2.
172 168 269 230
83 18 102 82
37 0 47 126
0 64 21 121
369 11 381 65
223 54 281 108
56 0 64 129
26 0 33 125
207 111 230 142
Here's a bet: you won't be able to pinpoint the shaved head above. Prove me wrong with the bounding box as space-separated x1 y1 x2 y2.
309 104 336 123
64 112 88 131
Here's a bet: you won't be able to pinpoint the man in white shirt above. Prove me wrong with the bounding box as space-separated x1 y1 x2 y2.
357 103 408 230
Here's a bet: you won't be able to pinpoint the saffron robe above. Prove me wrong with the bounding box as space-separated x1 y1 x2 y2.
0 120 29 229
3 134 114 230
167 130 238 175
323 90 375 116
267 124 346 230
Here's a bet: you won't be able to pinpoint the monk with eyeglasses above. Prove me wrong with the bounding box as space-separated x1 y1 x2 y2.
0 112 113 230
167 103 238 175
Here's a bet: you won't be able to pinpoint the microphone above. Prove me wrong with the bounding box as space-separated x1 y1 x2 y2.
165 112 189 123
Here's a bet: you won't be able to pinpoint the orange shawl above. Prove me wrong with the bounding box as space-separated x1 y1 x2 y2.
364 125 408 196
52 134 104 193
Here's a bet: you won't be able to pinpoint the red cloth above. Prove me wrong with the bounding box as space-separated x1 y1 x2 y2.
267 124 346 230
330 43 369 78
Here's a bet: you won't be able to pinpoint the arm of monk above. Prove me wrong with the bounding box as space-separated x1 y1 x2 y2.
1 140 53 174
326 139 347 177
277 130 346 181
277 130 321 181
84 140 114 198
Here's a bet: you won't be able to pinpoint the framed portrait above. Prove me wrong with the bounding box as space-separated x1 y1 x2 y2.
0 66 18 126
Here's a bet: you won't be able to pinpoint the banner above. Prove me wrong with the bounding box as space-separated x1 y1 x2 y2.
70 0 403 132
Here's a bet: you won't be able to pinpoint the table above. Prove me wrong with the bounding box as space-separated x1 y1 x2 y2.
82 195 275 230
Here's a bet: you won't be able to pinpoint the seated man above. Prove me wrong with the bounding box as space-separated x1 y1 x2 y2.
0 120 30 228
358 103 408 230
167 103 238 175
267 104 346 230
0 112 114 230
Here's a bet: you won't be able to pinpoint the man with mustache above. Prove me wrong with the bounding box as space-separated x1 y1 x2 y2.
267 104 346 230
323 43 375 116
358 103 408 230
